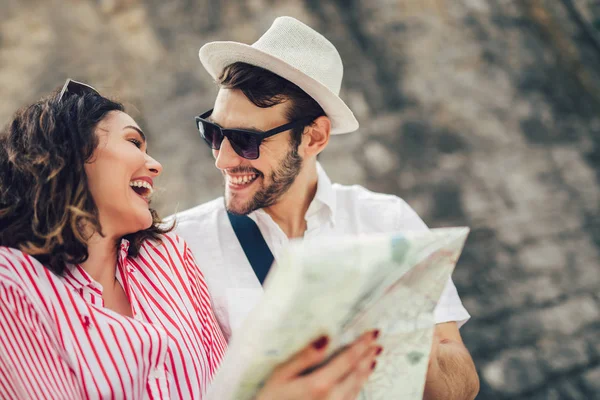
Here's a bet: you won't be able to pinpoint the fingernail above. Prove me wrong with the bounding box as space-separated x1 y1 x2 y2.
376 346 383 356
371 361 377 370
372 329 380 339
312 336 329 350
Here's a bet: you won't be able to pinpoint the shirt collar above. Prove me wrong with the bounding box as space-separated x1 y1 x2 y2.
61 238 130 292
306 162 336 222
118 238 131 264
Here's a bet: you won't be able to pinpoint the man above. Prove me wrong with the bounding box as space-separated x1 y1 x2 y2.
174 16 479 399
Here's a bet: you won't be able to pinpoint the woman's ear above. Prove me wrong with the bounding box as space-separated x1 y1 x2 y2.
301 116 331 158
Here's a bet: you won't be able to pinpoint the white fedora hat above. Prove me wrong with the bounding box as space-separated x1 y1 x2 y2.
199 16 359 134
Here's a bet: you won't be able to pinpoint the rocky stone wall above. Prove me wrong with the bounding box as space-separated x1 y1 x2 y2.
1 0 599 398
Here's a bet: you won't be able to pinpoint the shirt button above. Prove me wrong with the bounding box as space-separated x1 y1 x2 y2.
134 314 143 322
149 367 165 379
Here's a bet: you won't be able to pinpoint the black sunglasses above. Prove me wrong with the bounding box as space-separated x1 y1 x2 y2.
58 78 100 102
195 109 315 160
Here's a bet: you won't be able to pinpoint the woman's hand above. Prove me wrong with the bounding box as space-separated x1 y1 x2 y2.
256 331 382 400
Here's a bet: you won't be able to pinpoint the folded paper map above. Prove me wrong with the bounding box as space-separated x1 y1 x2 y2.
206 227 470 400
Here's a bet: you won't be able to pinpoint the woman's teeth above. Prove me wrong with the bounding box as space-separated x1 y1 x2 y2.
129 180 153 198
229 174 258 185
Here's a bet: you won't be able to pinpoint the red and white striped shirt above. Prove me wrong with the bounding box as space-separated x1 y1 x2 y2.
0 232 227 399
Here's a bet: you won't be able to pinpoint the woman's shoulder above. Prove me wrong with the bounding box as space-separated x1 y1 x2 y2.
139 232 189 253
133 233 204 290
0 246 48 285
0 246 55 316
136 232 194 269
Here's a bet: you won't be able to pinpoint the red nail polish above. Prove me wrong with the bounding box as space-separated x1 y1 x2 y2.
371 361 377 370
376 346 383 355
373 329 380 339
312 336 329 350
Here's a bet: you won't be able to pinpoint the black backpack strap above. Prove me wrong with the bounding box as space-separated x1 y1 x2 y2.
227 212 275 285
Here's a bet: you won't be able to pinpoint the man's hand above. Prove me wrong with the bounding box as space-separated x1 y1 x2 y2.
256 331 382 400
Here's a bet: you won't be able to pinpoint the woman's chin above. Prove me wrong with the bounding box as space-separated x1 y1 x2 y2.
121 211 154 235
138 212 154 231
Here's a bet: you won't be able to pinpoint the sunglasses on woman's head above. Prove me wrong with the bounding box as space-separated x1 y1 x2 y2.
58 79 100 102
195 109 315 160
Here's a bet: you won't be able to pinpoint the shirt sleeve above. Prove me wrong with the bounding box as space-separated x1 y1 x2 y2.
0 283 80 399
395 197 471 328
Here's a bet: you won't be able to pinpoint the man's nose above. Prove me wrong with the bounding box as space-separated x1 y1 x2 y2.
214 137 242 171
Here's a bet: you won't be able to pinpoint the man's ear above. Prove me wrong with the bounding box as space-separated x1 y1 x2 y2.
302 116 331 158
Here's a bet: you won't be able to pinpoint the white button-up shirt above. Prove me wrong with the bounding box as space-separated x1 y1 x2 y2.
173 164 470 341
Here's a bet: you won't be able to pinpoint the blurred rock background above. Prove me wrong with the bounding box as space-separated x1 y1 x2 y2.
1 0 599 398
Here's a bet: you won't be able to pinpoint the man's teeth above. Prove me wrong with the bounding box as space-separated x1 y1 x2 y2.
129 180 154 196
229 174 258 185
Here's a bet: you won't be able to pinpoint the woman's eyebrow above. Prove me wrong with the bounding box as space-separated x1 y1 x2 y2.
124 125 146 142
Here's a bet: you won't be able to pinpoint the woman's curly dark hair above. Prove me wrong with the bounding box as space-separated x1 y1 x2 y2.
0 87 172 275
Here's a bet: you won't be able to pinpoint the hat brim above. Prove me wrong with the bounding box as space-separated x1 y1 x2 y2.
199 41 359 135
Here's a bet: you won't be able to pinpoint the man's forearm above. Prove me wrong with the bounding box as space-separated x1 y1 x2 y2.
423 339 480 400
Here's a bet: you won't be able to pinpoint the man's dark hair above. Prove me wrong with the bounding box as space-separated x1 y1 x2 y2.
218 62 326 148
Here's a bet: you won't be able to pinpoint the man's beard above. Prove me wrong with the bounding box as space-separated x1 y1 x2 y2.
225 145 303 215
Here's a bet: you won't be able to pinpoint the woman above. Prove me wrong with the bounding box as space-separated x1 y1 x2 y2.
0 79 381 399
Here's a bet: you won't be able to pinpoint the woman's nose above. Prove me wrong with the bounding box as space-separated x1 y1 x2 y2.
146 155 163 176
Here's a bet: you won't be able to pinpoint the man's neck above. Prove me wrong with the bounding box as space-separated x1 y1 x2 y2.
263 162 318 239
